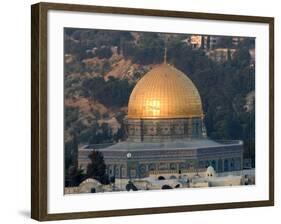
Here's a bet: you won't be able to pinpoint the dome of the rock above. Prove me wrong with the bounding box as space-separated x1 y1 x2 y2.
128 63 203 119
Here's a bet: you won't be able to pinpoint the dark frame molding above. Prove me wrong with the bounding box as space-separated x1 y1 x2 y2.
31 2 274 221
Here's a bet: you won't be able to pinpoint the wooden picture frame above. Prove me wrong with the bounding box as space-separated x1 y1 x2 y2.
31 2 274 221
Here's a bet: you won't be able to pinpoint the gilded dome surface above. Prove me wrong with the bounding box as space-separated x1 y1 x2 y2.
128 63 203 119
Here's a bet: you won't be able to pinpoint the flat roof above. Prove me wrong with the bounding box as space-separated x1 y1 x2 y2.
91 139 243 152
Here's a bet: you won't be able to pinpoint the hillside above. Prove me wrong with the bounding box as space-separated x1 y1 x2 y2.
64 29 256 166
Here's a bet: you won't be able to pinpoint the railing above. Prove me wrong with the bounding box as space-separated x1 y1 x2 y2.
149 168 206 175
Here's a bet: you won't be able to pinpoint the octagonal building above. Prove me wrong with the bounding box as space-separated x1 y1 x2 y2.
127 63 204 142
79 63 244 179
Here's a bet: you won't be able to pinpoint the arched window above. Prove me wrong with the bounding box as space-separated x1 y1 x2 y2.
211 160 216 170
148 163 156 171
230 159 235 171
170 163 176 170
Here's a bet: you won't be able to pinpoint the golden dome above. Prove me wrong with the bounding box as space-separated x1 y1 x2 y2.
128 63 203 119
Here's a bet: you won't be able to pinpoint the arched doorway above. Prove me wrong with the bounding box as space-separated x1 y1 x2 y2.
120 165 126 178
218 159 223 172
224 159 229 172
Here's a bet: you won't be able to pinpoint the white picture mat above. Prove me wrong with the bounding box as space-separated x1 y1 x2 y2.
47 10 269 214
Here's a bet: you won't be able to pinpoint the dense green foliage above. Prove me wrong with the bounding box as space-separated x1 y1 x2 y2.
64 134 85 187
64 106 121 145
65 134 78 171
87 151 109 184
123 33 165 64
64 29 133 60
82 76 135 107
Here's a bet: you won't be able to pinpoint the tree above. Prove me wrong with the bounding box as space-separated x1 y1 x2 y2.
64 106 79 130
162 185 173 190
65 167 85 187
126 181 138 191
217 37 233 48
95 47 112 59
133 33 165 64
65 134 78 171
64 134 84 187
86 151 109 184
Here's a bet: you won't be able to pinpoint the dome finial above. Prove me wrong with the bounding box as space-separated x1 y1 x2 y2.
164 47 167 64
